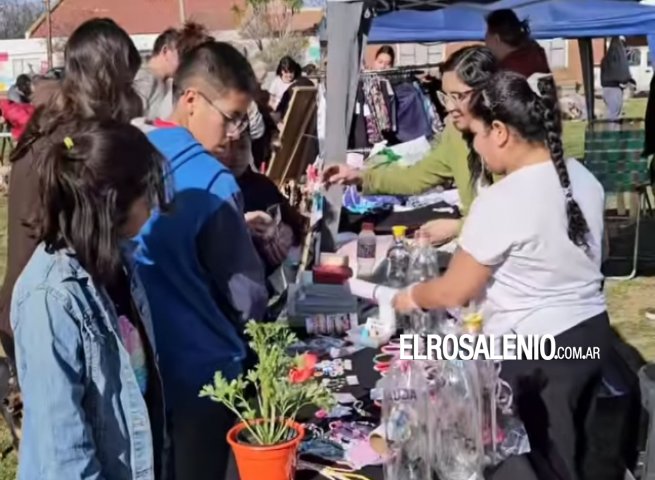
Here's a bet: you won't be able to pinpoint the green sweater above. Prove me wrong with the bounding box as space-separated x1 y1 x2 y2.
362 122 475 215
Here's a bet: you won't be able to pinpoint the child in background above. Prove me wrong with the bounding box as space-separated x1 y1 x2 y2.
11 121 168 480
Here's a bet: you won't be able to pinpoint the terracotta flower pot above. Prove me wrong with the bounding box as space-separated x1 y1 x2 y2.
227 420 305 480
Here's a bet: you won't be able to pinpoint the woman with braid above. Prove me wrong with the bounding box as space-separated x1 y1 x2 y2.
394 71 610 480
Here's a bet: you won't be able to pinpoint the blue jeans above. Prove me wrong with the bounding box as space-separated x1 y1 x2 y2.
603 87 624 121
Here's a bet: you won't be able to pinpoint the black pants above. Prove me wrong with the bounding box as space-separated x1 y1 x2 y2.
486 312 612 480
170 395 236 480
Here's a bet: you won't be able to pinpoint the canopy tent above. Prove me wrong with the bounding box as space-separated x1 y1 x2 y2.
369 0 655 42
322 0 653 247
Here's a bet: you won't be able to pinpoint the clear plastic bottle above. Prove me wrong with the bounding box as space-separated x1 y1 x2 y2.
357 222 377 278
386 225 411 288
406 232 444 335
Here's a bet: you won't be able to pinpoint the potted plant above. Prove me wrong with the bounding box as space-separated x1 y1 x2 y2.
200 321 334 480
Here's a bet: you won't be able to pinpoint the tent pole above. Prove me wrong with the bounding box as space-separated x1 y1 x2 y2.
578 38 595 121
322 0 373 251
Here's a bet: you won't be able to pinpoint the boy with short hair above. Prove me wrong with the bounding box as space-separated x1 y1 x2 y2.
133 41 268 480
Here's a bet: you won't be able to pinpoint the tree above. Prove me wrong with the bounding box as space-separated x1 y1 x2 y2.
232 0 308 70
0 0 43 39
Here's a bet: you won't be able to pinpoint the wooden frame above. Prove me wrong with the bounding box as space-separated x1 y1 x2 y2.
267 86 318 185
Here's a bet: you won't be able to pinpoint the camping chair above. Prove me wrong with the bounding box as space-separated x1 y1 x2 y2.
584 118 653 280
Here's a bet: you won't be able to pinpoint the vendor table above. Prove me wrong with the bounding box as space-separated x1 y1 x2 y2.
225 347 384 480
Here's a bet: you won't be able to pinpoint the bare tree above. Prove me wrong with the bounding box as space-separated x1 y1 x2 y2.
0 0 43 39
232 0 308 70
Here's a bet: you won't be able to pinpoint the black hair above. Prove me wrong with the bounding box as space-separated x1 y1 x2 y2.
36 120 167 285
302 64 317 76
12 18 143 163
15 74 31 93
275 56 302 79
375 45 396 67
469 71 590 250
486 9 531 48
441 46 499 186
173 41 257 100
153 28 179 55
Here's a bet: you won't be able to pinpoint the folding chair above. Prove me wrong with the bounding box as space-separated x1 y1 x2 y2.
584 118 653 280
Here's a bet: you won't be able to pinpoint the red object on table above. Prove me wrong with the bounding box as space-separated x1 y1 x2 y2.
312 265 353 284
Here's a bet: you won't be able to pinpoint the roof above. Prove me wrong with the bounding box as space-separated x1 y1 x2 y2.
29 0 323 38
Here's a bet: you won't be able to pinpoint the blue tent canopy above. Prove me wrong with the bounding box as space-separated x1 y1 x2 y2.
369 0 655 43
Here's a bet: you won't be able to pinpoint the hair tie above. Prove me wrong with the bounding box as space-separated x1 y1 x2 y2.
526 73 553 98
563 186 573 201
63 137 74 150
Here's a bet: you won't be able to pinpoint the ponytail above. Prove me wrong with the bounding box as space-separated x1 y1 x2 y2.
33 121 167 285
537 77 591 250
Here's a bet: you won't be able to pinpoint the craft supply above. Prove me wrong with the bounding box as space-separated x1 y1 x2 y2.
330 344 366 359
333 392 358 404
321 253 350 267
381 344 401 354
373 353 396 365
297 460 372 480
346 375 359 386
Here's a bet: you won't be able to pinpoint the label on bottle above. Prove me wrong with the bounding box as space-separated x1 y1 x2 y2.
357 241 376 260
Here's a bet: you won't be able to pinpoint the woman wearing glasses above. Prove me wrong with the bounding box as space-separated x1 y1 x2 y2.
324 45 547 246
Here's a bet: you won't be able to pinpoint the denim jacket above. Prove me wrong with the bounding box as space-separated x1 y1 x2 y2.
11 243 167 480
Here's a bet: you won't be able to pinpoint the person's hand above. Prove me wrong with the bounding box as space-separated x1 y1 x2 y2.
420 218 461 246
245 211 274 237
322 164 364 187
393 286 420 314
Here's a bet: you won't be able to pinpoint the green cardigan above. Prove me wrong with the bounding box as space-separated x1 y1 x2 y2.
361 122 476 216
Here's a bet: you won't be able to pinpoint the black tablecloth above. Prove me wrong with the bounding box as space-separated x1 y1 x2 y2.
226 347 384 480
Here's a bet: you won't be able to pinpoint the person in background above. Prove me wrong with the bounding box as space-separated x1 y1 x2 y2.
372 45 396 70
485 9 550 77
7 75 32 104
600 37 633 121
0 17 143 365
394 71 609 480
135 22 211 120
274 63 316 122
268 56 302 110
12 120 168 480
221 130 305 274
132 41 267 480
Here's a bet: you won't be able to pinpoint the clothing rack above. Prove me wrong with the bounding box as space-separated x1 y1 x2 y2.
359 62 442 77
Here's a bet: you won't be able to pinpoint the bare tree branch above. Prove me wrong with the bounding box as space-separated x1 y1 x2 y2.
233 0 308 70
0 0 44 39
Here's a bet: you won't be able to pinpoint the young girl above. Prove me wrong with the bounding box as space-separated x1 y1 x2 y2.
0 17 143 363
11 121 168 480
394 71 610 480
268 56 301 110
372 45 396 70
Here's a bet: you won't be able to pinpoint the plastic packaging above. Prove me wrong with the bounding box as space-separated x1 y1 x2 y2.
357 222 377 278
386 225 411 288
382 361 431 480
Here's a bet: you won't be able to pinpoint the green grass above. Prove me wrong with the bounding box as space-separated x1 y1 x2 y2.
563 98 648 160
0 98 650 478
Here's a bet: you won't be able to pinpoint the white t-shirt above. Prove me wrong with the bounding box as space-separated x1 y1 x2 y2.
459 159 607 338
268 76 292 110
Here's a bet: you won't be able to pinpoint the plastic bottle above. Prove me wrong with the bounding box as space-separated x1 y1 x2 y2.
386 225 411 288
406 231 443 335
357 222 377 278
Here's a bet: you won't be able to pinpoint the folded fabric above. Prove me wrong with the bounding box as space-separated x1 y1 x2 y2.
343 185 401 214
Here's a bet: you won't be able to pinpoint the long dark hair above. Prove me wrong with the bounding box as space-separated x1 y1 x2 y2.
12 18 143 162
36 121 167 285
441 46 499 186
469 71 590 250
486 9 531 48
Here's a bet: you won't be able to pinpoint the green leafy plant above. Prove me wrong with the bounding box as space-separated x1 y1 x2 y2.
200 321 334 445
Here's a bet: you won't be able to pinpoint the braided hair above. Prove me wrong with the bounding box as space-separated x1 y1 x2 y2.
441 46 499 187
469 71 591 250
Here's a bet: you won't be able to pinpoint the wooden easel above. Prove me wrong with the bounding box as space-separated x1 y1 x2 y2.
267 86 317 185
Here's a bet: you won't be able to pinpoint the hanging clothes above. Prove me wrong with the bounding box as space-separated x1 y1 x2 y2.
394 82 431 143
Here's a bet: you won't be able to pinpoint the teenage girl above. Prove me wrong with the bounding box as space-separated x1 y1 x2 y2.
11 121 168 479
394 71 610 480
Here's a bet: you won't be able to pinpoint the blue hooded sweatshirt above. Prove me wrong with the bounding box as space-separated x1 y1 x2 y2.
133 124 268 408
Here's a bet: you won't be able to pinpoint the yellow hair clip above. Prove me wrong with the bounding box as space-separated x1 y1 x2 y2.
63 137 74 150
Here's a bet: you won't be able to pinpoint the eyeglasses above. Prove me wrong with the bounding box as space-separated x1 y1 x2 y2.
196 90 248 135
437 89 474 107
